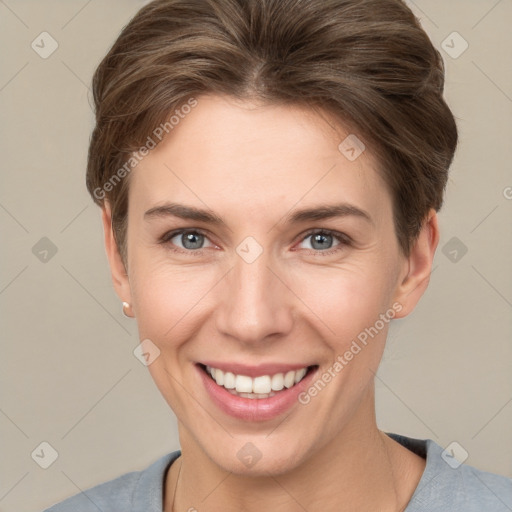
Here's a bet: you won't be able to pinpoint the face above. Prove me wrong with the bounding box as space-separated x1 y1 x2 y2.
106 94 433 476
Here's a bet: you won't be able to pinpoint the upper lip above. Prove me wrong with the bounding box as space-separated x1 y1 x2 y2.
198 361 315 378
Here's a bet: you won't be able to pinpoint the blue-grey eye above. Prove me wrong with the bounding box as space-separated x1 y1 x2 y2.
300 231 341 251
170 231 212 250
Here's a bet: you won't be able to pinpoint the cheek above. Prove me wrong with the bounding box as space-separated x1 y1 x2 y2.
128 258 221 418
287 259 397 346
129 254 219 344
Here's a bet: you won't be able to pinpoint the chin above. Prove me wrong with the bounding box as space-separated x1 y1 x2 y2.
208 441 310 477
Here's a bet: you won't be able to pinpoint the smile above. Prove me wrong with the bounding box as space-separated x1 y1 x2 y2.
196 362 318 420
204 365 311 399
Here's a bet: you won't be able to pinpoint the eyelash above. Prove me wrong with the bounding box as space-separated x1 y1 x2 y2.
158 228 352 257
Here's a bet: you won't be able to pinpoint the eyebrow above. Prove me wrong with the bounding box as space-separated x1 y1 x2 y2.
144 202 373 226
284 203 373 226
144 203 227 226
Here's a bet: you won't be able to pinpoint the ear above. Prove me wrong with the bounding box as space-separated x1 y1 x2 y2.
101 203 133 317
392 209 440 318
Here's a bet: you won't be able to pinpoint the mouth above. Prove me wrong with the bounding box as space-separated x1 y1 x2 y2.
199 363 317 399
196 362 318 421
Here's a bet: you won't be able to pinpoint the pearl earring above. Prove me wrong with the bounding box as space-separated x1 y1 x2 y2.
122 301 131 318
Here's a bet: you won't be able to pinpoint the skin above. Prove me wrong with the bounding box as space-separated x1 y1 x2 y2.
102 94 438 511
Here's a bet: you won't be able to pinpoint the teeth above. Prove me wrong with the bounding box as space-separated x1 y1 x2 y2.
253 375 271 394
223 371 236 389
294 367 307 383
205 365 310 396
214 369 223 386
235 375 253 393
237 391 276 399
284 370 295 388
271 373 284 391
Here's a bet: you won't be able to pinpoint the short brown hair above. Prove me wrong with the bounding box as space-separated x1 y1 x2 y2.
87 0 458 261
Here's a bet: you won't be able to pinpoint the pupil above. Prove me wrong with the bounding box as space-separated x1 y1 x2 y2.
182 232 203 250
311 233 332 250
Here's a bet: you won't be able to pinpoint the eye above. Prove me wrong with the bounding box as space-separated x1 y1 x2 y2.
159 228 351 256
297 229 350 255
160 229 215 252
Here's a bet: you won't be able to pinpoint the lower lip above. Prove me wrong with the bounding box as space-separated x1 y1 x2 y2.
196 364 318 422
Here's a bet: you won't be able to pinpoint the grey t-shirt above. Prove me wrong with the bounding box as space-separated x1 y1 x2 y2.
43 432 512 511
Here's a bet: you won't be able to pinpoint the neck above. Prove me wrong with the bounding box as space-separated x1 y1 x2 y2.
165 385 424 512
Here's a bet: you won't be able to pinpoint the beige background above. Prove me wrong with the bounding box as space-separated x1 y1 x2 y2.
0 1 511 510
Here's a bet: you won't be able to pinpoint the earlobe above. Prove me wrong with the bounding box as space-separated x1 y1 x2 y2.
101 204 133 314
393 209 440 318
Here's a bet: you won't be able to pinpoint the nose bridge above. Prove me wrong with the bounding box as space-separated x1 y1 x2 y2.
215 247 293 343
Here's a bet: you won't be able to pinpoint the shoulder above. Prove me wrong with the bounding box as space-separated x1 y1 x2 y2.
414 453 512 511
387 433 512 512
457 463 512 505
42 450 181 512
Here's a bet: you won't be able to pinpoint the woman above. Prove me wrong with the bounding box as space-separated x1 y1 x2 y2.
44 0 512 510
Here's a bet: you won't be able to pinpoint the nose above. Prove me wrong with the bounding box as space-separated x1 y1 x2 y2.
215 249 294 346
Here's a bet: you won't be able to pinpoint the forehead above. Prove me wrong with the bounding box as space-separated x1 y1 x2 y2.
129 94 391 221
